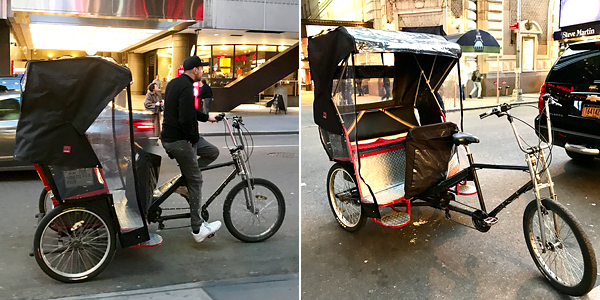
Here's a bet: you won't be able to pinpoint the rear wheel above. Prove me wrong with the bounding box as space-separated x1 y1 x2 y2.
33 203 117 283
327 163 366 232
39 188 55 215
223 178 285 243
565 149 596 164
523 199 597 296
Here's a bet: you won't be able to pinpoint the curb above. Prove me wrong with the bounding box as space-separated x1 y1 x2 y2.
446 100 537 112
202 130 299 137
50 274 299 300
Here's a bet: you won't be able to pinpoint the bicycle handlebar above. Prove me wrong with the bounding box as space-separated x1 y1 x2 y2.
478 96 557 154
215 113 225 122
479 103 511 119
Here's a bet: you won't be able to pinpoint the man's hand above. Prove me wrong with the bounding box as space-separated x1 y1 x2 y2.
207 115 218 123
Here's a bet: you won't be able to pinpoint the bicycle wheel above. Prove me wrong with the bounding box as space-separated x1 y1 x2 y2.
523 199 597 296
327 163 366 232
33 203 117 283
223 178 285 243
38 188 55 215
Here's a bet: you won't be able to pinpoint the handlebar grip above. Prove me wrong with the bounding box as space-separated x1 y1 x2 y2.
479 108 496 119
215 113 225 122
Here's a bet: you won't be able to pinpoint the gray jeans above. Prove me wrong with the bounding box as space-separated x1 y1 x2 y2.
162 137 219 232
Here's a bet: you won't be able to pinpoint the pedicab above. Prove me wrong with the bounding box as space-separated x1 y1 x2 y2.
308 26 597 296
17 56 286 283
14 57 164 282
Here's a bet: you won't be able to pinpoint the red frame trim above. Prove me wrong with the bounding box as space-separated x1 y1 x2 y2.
350 136 406 152
359 145 404 159
34 164 51 192
378 196 407 207
370 198 411 228
130 240 163 249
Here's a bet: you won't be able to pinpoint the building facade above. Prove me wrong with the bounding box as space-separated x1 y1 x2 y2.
302 0 561 99
3 0 299 109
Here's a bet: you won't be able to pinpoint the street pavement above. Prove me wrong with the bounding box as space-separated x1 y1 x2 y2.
300 92 600 299
50 274 298 300
0 133 298 298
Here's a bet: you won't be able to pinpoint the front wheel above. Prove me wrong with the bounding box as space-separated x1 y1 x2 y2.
523 199 597 296
223 178 285 243
34 203 117 283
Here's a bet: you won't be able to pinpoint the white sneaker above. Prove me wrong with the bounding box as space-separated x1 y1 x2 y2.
192 221 222 243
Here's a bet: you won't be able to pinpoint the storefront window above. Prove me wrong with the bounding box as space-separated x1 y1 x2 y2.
211 45 234 87
197 46 211 77
257 45 278 66
156 48 172 82
234 45 257 79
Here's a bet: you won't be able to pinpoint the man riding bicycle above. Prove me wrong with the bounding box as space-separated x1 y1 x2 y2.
161 55 221 243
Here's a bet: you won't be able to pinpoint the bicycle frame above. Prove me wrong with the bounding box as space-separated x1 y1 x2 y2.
413 99 557 240
147 116 257 224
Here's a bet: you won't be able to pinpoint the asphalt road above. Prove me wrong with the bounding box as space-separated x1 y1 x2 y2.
0 134 299 299
301 104 600 299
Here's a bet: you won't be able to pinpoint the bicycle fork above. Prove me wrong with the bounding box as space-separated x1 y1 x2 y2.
525 148 558 252
235 151 257 214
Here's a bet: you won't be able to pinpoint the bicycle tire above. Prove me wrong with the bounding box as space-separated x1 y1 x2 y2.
522 198 597 296
38 188 55 215
33 203 117 283
223 178 285 243
326 162 366 232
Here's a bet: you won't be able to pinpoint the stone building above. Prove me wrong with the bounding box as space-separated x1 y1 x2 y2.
302 0 562 97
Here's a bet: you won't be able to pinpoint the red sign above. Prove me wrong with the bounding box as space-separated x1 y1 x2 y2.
509 22 519 30
493 81 497 85
501 80 507 84
177 65 184 76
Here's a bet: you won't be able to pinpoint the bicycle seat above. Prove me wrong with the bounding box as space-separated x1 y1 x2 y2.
452 132 480 145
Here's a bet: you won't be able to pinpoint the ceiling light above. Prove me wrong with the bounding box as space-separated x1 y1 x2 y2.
29 24 160 52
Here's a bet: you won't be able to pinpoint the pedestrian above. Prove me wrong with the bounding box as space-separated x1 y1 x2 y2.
152 74 162 91
381 77 391 100
356 78 364 96
144 83 163 135
199 79 213 115
161 56 221 243
470 65 483 99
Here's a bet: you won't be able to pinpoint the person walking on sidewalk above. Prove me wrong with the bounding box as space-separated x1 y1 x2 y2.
161 56 221 243
199 79 213 115
152 74 162 90
470 65 483 99
145 83 163 136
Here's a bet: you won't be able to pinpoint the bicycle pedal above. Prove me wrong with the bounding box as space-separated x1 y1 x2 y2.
484 217 498 226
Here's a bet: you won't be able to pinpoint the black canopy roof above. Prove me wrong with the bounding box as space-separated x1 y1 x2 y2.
308 27 461 134
14 57 132 167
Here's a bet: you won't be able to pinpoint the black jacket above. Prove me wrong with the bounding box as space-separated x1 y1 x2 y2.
199 83 213 99
161 74 208 144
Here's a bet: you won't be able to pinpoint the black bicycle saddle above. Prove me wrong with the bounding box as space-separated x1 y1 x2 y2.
452 132 480 145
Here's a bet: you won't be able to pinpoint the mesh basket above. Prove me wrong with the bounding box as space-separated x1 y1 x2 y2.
319 127 350 160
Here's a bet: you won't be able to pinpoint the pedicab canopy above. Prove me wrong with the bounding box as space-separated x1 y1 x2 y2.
14 57 132 168
308 26 461 135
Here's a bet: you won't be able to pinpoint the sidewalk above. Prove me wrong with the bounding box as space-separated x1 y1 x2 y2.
50 274 299 300
131 94 299 136
300 90 539 111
